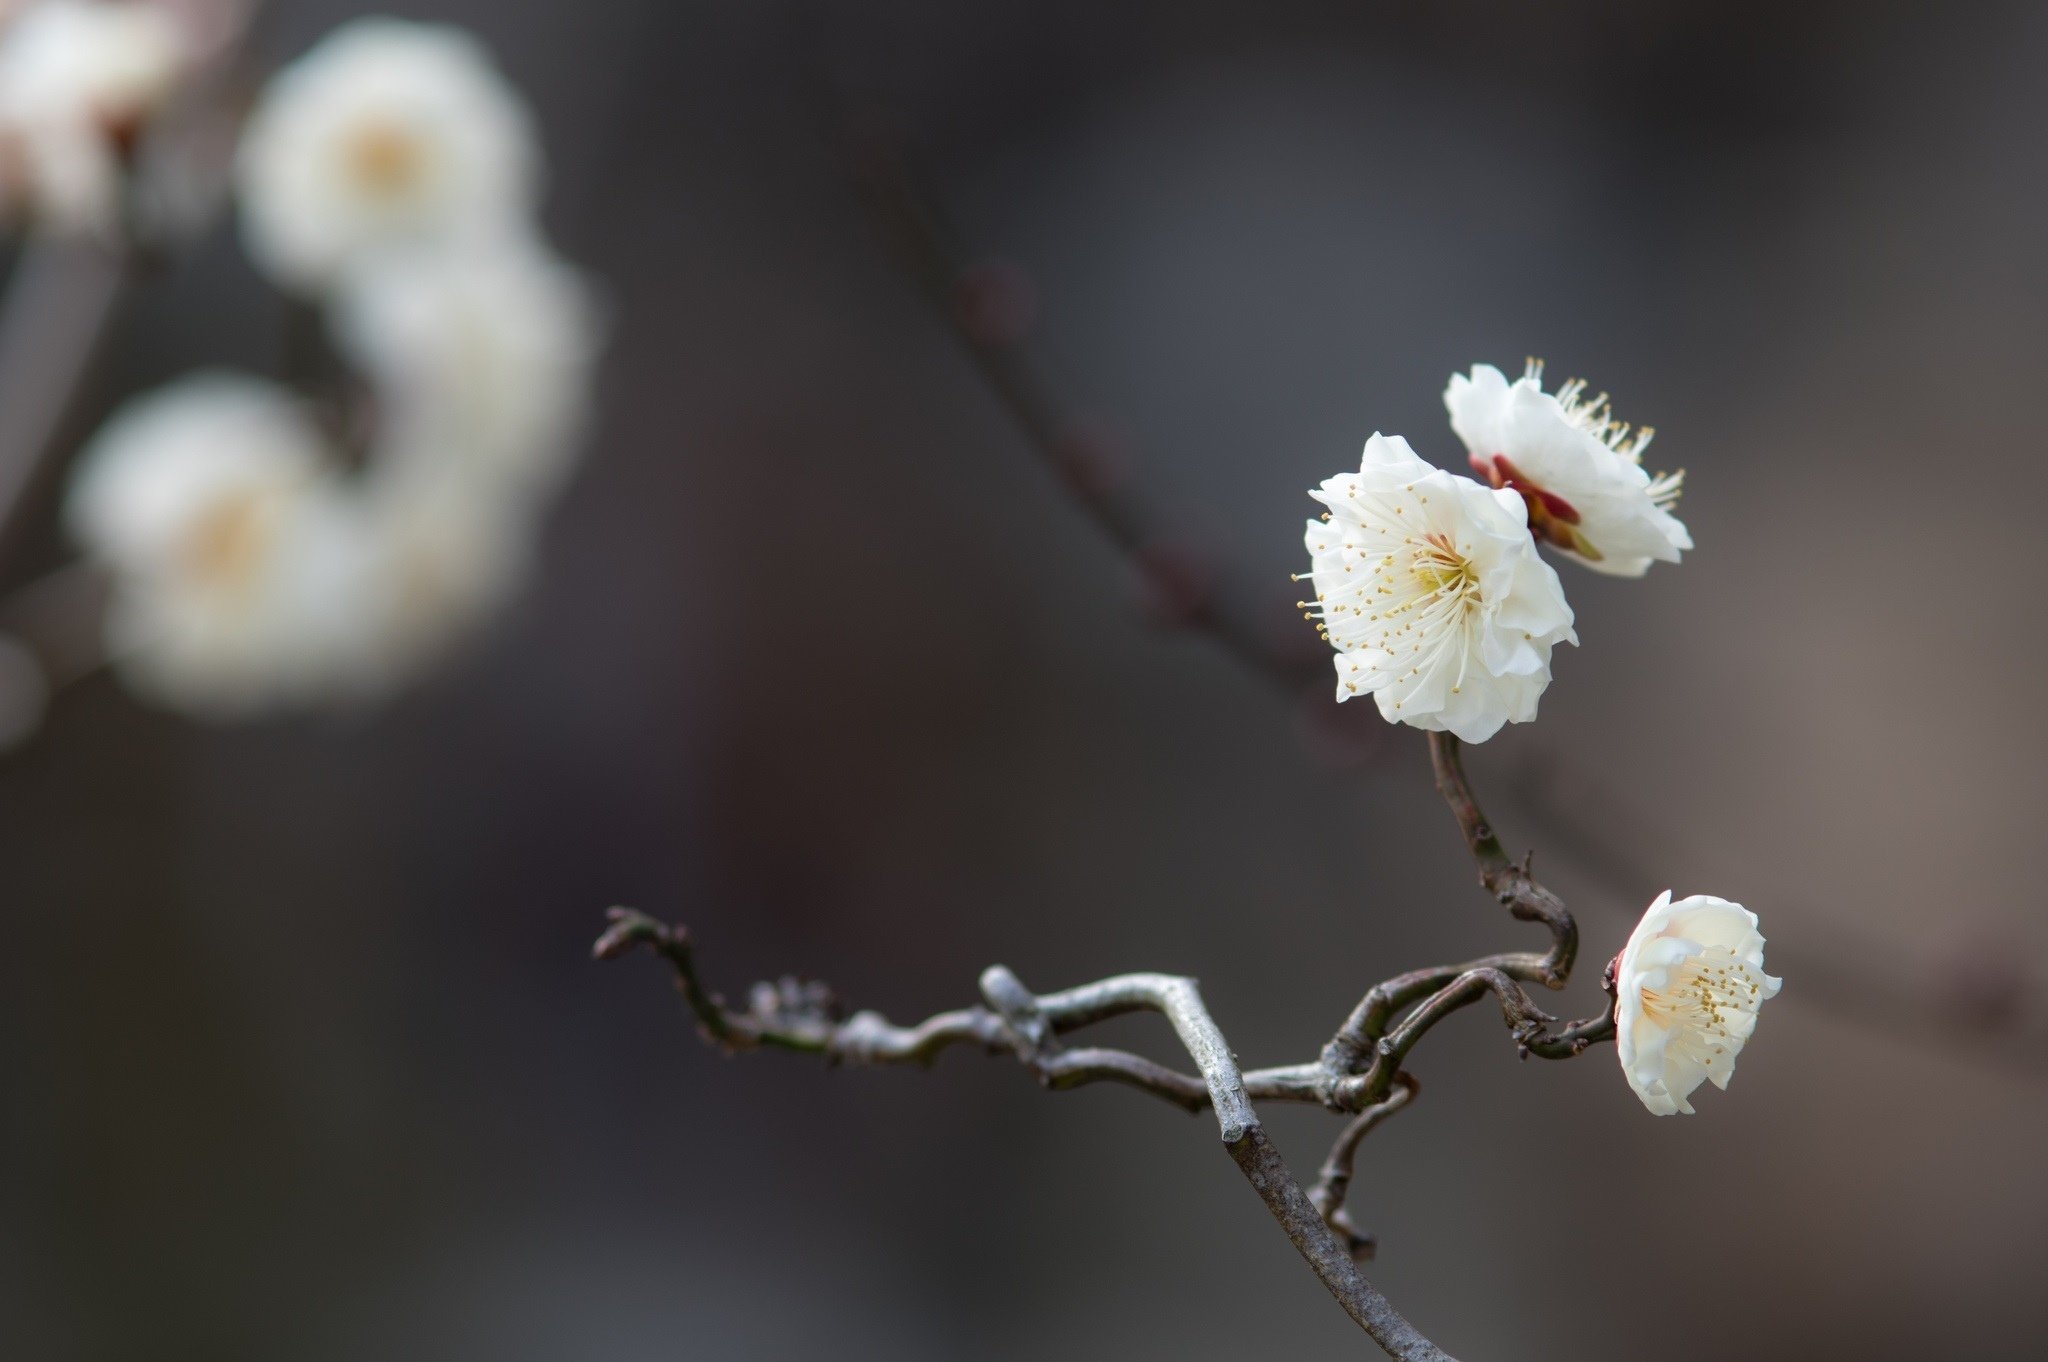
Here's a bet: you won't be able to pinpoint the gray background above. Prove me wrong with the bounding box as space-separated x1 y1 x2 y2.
3 1 2045 1358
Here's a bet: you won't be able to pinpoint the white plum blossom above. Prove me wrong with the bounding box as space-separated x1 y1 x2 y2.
1302 433 1576 744
1444 361 1690 578
1613 891 1781 1116
0 0 193 233
332 233 600 501
68 371 325 574
42 16 594 725
65 373 388 717
234 17 538 289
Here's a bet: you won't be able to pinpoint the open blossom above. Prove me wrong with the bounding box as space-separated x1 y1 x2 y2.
234 17 537 289
1444 361 1690 578
65 373 388 717
1614 892 1781 1116
1302 433 1576 744
332 233 601 500
69 371 326 574
0 0 193 233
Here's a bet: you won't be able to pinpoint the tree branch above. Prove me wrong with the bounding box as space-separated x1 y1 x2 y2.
843 127 1319 686
599 908 1467 1360
1309 1072 1418 1262
0 240 129 577
1226 1124 1454 1362
1427 731 1576 989
595 714 1628 1360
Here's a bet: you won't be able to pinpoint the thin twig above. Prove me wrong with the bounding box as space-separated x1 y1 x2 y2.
1428 732 1575 989
593 909 1347 1113
1310 1072 1418 1262
600 910 1469 1360
844 129 1320 687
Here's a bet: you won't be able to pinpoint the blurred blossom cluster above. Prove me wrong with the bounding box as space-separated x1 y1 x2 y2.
25 14 602 723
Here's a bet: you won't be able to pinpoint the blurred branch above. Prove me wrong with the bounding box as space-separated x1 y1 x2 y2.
0 0 272 573
843 120 1324 689
602 729 1614 1359
1506 751 2048 1076
0 239 129 574
0 560 110 685
0 3 266 703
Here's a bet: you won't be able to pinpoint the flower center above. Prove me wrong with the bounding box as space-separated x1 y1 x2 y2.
344 120 427 198
1411 532 1479 606
1295 499 1497 705
180 491 274 592
1469 452 1603 561
1640 946 1768 1060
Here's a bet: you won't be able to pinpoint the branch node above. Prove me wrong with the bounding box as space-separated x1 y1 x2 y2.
978 964 1050 1051
592 905 671 961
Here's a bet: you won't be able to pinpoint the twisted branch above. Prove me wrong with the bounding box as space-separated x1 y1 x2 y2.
601 733 1616 1359
1309 1073 1418 1262
598 909 1456 1359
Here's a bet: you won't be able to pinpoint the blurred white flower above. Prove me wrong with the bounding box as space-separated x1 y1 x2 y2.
65 373 387 717
355 463 533 687
1302 433 1576 744
333 234 600 500
0 0 193 233
38 15 590 726
1444 361 1691 578
69 371 320 572
1613 891 1781 1116
235 16 538 289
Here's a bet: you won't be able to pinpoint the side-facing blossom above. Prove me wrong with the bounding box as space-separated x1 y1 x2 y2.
1302 433 1576 744
331 232 601 501
1444 361 1690 578
1613 891 1781 1115
0 0 193 233
65 373 387 717
234 16 537 289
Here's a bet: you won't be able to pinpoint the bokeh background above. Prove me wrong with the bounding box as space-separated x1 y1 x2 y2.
5 1 2048 1358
